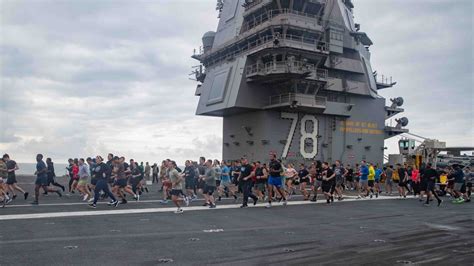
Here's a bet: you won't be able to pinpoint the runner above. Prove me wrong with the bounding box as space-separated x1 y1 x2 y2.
89 155 118 208
266 154 287 208
87 157 97 197
345 164 354 191
239 157 257 208
464 166 472 202
201 159 216 208
419 163 442 207
384 165 394 195
298 163 310 200
168 160 189 214
111 156 137 204
284 163 297 198
70 158 80 194
374 164 382 197
152 163 159 184
358 161 369 199
31 154 61 205
451 164 466 203
2 154 29 200
184 160 197 200
218 160 238 201
0 158 12 206
321 162 335 204
77 158 92 201
253 161 268 201
46 158 65 192
310 161 323 202
396 163 409 198
333 160 347 200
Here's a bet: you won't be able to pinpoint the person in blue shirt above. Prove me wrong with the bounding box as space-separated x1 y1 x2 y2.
217 161 237 201
32 154 61 205
358 160 369 199
374 165 383 197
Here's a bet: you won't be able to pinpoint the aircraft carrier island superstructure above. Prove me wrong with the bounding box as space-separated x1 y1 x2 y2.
192 0 409 166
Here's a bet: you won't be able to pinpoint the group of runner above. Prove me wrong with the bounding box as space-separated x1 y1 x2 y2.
0 152 472 211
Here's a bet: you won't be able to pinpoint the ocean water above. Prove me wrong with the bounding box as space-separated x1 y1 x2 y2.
14 163 69 176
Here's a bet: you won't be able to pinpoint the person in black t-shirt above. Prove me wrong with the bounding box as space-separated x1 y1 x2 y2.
298 164 310 200
266 154 287 208
239 158 258 208
321 162 335 204
420 163 442 206
253 161 267 201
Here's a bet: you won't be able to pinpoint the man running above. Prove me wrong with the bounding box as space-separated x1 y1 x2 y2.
46 158 65 192
358 161 369 199
384 165 394 195
218 160 238 201
420 163 442 207
322 162 335 204
201 159 216 208
89 155 118 208
3 154 29 200
78 158 92 201
32 154 61 205
333 160 347 200
310 161 323 202
298 163 310 200
397 163 409 198
0 158 12 206
168 161 189 214
184 160 197 200
239 157 258 208
112 156 137 204
266 154 287 208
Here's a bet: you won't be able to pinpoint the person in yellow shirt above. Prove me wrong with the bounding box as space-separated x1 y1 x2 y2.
367 163 376 198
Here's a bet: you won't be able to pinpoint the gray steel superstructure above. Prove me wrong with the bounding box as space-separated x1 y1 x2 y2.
192 0 408 166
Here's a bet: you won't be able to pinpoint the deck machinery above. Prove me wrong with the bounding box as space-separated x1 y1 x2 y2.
191 0 408 166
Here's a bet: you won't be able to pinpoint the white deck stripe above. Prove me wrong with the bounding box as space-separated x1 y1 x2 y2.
0 196 398 221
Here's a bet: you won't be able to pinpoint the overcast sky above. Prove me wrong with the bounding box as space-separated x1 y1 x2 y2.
1 0 473 163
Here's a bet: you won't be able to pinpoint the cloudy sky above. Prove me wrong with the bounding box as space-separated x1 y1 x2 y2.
1 0 472 163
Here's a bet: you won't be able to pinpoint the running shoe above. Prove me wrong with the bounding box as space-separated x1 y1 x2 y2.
240 204 248 208
6 198 12 205
184 196 190 207
12 194 17 200
82 194 88 201
89 203 97 209
253 198 258 206
437 199 443 207
24 192 29 200
159 200 168 204
265 203 272 208
88 198 95 203
209 204 216 209
282 200 288 206
174 208 184 214
57 190 62 197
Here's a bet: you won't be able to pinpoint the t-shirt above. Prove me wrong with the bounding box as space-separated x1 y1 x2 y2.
240 164 253 182
221 166 231 183
0 161 7 178
169 168 184 190
214 166 222 181
114 163 126 179
255 167 266 184
184 166 196 180
368 166 375 181
36 160 47 178
269 160 282 177
360 165 369 181
79 164 90 179
375 169 382 181
204 167 216 186
322 168 334 185
6 160 16 178
398 168 407 181
423 168 439 182
453 169 464 183
334 166 345 179
298 169 309 179
93 163 109 180
385 168 393 179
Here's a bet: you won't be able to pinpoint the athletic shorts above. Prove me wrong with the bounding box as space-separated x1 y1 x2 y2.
254 182 266 191
78 179 88 186
321 183 332 193
426 181 435 191
368 180 375 187
360 180 368 187
335 176 343 186
268 176 282 188
170 189 184 196
314 180 322 188
385 178 393 186
355 177 360 182
453 182 464 192
185 177 195 189
6 176 17 185
300 178 310 184
197 179 206 189
114 179 127 188
375 179 380 184
91 178 98 186
203 185 216 195
35 176 48 186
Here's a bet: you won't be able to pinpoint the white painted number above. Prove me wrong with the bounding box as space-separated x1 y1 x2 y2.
300 115 318 158
281 113 319 159
281 112 298 159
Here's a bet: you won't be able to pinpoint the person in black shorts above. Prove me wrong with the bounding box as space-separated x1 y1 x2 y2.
420 163 442 206
3 154 29 200
46 158 65 192
321 162 335 204
32 154 61 205
298 163 310 200
184 160 197 200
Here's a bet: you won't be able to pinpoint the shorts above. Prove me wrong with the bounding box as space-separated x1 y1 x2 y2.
35 176 48 186
360 180 368 187
216 180 221 187
268 176 282 188
6 176 17 185
300 178 310 184
375 179 380 184
335 176 343 186
313 179 322 188
91 178 98 186
346 176 353 182
78 179 88 186
368 180 375 187
185 177 195 189
385 178 393 186
321 183 332 193
170 189 184 196
453 182 464 191
114 179 127 188
197 179 206 189
426 181 435 191
203 185 216 195
254 182 266 191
